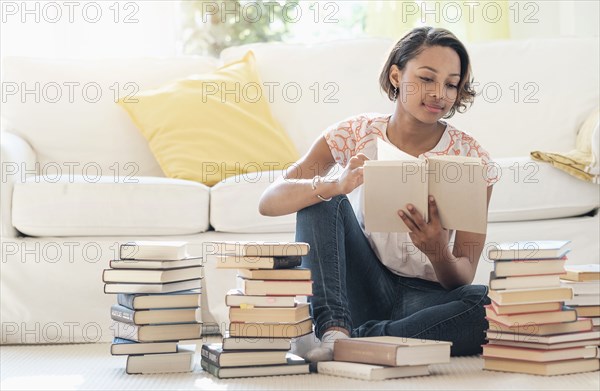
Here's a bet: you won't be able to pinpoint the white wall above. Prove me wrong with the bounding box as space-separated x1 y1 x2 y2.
0 0 179 59
509 0 599 40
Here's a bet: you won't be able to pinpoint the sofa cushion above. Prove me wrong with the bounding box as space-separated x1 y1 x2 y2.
488 157 599 222
209 158 598 234
12 176 210 236
210 172 295 233
117 51 299 187
2 56 220 177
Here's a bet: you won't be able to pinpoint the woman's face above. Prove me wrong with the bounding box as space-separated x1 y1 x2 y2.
391 45 461 124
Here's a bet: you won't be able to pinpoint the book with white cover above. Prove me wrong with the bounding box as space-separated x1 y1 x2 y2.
104 279 202 294
363 138 488 234
487 240 571 260
560 280 600 295
317 361 430 380
110 256 202 270
120 241 188 260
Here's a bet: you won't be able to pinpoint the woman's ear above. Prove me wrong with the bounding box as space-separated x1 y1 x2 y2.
389 64 401 87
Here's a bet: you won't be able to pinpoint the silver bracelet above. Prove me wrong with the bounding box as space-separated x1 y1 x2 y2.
311 175 333 202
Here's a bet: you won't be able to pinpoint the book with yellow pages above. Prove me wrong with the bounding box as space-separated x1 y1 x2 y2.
204 241 309 257
487 286 573 305
484 305 577 326
482 344 599 362
483 356 599 376
561 264 600 282
487 318 593 337
333 336 452 366
363 138 488 234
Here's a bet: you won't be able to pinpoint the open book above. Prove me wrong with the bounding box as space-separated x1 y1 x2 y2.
363 138 488 234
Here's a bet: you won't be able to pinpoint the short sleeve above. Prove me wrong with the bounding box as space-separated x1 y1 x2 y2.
471 139 500 187
322 116 364 167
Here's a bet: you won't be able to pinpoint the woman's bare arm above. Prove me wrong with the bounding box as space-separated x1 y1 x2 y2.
258 136 367 216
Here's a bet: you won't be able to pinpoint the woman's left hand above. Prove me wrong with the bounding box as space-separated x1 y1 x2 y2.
398 196 451 262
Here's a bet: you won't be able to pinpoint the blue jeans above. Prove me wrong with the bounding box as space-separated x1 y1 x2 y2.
295 195 491 356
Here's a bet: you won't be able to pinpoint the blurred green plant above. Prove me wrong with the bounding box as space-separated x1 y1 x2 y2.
181 0 298 57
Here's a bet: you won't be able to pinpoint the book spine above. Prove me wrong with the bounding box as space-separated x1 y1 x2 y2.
200 345 221 366
117 293 136 310
200 359 221 378
111 304 136 324
272 256 302 269
333 342 398 366
112 321 140 342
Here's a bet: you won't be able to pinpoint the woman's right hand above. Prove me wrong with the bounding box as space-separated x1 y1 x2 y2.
337 153 369 194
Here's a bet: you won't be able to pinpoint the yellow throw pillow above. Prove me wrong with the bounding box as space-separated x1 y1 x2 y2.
118 51 299 186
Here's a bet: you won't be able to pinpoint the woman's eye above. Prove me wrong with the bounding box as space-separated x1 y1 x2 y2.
447 84 458 89
419 77 433 82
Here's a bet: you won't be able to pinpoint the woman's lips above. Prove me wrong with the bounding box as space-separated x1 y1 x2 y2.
423 103 443 113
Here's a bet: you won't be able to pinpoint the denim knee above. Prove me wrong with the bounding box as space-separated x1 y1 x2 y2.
296 194 348 226
458 284 491 307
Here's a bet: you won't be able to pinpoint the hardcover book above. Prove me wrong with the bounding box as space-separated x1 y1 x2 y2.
229 303 310 323
212 254 302 270
483 356 600 376
204 241 309 257
200 343 287 367
103 266 203 284
110 338 178 356
561 264 600 282
110 256 202 270
228 318 312 338
110 304 202 325
333 336 451 366
487 286 573 305
363 138 488 234
225 289 297 308
484 305 577 327
237 268 311 280
126 348 195 374
487 240 571 260
104 279 201 294
200 353 309 379
236 277 313 296
111 321 202 342
119 241 189 260
117 290 201 310
317 361 430 380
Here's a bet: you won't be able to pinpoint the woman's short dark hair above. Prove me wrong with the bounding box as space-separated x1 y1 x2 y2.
379 26 476 118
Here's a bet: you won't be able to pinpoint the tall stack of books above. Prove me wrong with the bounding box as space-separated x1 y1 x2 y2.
483 240 600 376
104 241 204 374
316 337 451 380
561 264 600 327
200 241 312 379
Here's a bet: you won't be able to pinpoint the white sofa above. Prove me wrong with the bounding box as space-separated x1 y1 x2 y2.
1 37 598 344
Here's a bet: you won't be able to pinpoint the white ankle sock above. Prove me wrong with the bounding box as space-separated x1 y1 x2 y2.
304 330 349 363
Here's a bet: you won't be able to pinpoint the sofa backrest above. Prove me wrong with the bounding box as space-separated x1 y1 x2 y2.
1 57 219 177
222 37 600 159
2 37 598 174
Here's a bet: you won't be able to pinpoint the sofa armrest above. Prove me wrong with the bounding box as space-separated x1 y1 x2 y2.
1 130 36 237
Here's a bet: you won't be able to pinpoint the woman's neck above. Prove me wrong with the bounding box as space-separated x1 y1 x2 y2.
387 111 443 151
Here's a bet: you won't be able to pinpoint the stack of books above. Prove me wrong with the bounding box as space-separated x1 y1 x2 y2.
104 241 204 374
316 336 451 380
200 241 312 378
483 240 600 376
561 264 600 327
